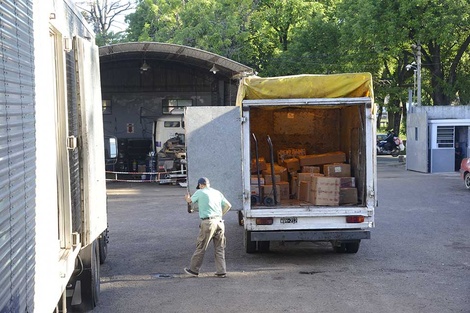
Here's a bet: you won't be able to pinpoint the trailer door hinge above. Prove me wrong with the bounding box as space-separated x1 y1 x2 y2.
240 117 247 123
67 136 77 150
243 190 250 200
64 37 72 52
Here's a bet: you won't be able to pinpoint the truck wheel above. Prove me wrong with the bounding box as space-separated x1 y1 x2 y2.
68 240 100 312
258 241 270 252
99 228 109 264
244 230 257 253
345 241 361 253
91 240 101 306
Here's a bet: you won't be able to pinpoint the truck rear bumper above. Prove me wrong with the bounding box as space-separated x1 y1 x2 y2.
250 229 370 241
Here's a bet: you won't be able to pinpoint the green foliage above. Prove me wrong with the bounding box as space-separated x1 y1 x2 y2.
123 0 470 109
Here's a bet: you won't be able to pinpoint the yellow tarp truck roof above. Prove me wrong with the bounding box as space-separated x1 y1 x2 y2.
236 73 373 106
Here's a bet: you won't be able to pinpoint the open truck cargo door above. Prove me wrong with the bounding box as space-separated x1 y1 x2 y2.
75 36 107 245
185 106 244 210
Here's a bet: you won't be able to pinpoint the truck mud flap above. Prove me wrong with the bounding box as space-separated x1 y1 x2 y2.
250 230 371 242
63 240 100 312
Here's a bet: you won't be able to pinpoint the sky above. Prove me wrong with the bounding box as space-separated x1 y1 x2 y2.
72 0 136 33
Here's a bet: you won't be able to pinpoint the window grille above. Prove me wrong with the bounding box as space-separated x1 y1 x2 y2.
436 126 454 148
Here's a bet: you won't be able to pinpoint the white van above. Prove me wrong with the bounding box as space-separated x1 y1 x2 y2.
153 115 185 151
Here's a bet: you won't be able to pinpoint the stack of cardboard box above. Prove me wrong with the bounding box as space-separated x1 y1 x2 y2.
250 150 358 206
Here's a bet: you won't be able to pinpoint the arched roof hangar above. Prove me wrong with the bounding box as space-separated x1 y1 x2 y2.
99 42 253 172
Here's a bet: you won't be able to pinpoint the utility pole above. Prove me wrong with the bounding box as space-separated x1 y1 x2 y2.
416 43 422 106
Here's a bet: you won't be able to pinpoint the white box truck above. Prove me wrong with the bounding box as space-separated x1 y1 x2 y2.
185 73 376 254
1 0 107 312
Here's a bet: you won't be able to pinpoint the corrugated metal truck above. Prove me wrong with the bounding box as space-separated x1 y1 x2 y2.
1 0 107 311
185 73 376 253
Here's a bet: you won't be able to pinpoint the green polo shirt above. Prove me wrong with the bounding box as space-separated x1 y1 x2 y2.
191 187 230 219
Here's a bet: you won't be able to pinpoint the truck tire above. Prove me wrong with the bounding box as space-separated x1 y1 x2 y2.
345 241 360 253
244 230 257 253
68 240 100 312
258 241 270 252
99 228 109 264
332 240 360 254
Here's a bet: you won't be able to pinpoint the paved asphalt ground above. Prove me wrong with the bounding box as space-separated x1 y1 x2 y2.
94 156 469 313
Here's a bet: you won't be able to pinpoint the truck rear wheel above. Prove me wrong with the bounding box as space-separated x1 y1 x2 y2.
345 241 360 253
99 229 109 264
244 230 257 253
67 239 101 312
332 240 360 254
258 241 270 252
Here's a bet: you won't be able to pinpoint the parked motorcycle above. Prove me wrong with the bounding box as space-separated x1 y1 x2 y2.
377 134 404 157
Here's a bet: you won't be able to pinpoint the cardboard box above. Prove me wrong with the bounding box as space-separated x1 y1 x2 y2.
339 187 358 205
263 182 290 201
310 176 340 206
290 175 298 198
262 164 288 182
298 151 346 166
250 184 263 196
301 166 321 173
277 148 306 165
282 158 300 172
278 181 290 200
323 163 351 177
298 172 324 182
250 157 267 173
264 174 281 185
339 177 356 188
298 181 311 202
250 175 265 185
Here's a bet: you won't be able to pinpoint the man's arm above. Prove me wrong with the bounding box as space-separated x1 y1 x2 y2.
221 198 232 215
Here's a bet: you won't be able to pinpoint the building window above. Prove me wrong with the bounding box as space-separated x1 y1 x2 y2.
162 99 192 114
414 127 418 141
436 126 454 148
164 121 181 127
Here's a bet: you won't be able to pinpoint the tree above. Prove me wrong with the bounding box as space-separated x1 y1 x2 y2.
338 0 470 106
77 0 135 46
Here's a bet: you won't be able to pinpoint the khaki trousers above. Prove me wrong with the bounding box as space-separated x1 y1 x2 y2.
189 218 226 275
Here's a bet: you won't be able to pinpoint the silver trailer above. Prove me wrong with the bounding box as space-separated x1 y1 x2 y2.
1 0 107 311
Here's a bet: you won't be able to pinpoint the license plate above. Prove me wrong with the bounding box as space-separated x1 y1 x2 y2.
280 217 297 224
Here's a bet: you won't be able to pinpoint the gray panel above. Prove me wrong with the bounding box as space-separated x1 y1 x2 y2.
0 0 36 312
430 149 454 173
185 106 243 210
406 111 429 172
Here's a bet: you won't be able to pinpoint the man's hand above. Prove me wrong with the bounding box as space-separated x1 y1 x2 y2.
185 192 191 204
185 192 193 213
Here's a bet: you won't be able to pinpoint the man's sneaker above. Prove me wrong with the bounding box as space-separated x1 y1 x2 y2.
215 273 226 278
184 268 198 277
